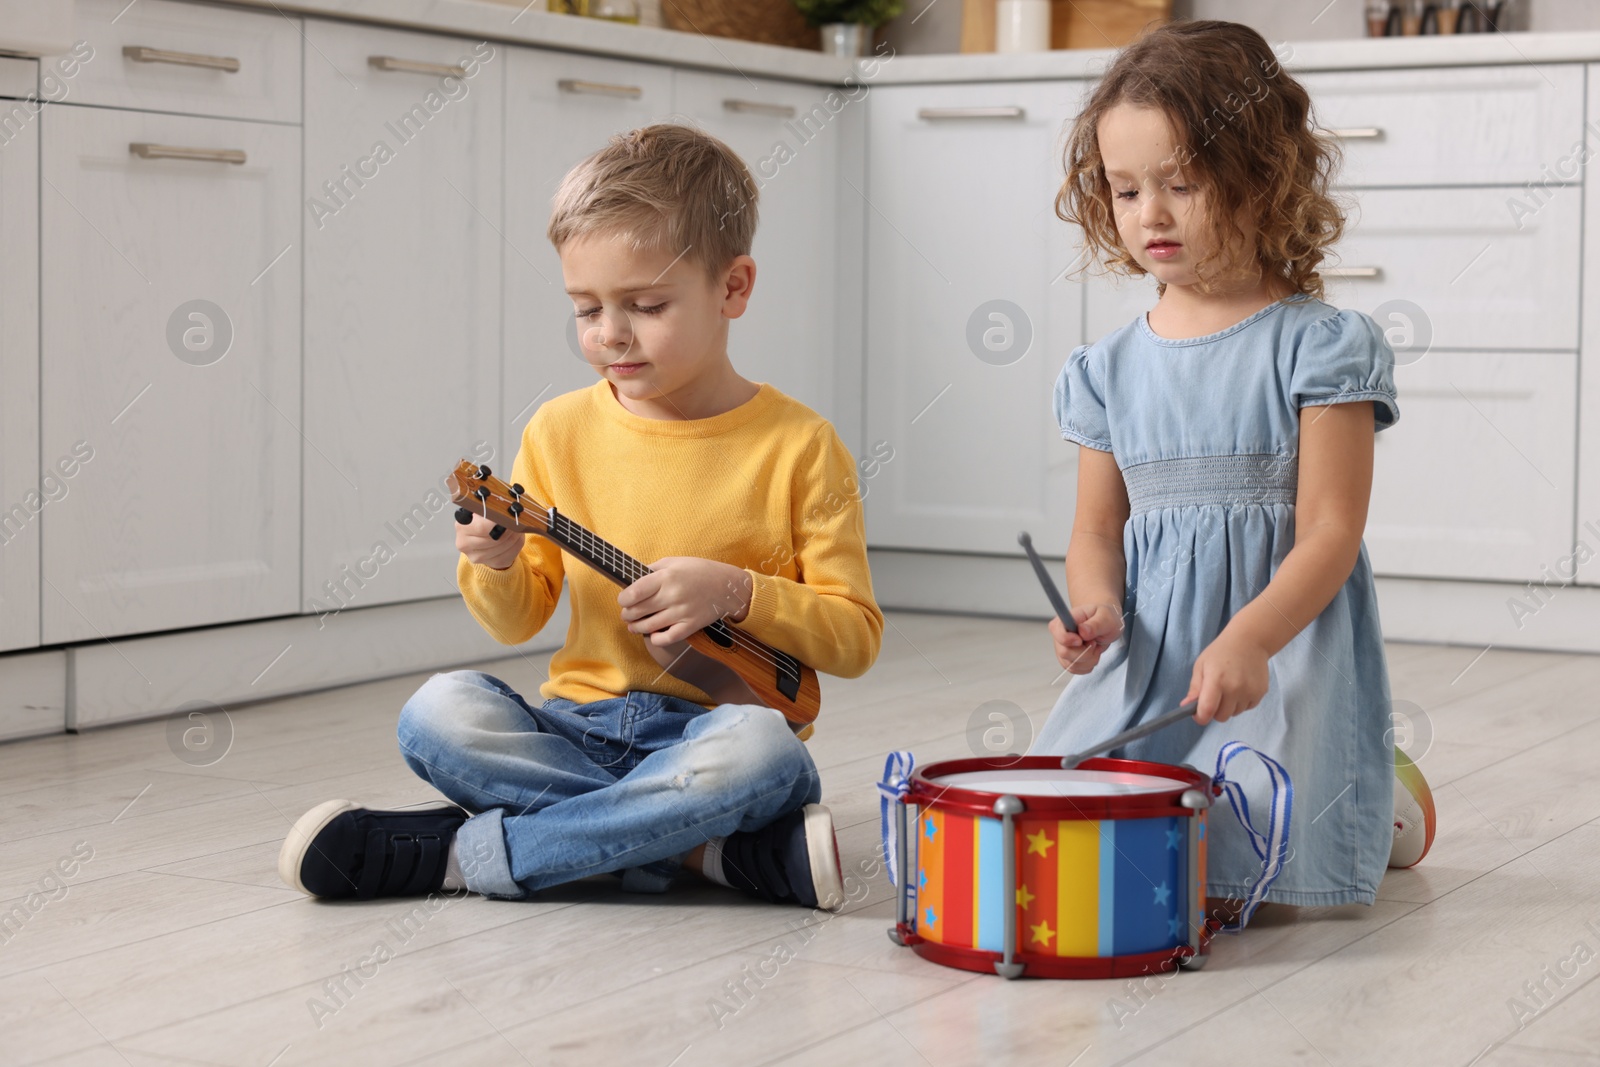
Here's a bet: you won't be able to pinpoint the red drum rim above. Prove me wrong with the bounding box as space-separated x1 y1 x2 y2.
894 921 1217 979
907 755 1213 820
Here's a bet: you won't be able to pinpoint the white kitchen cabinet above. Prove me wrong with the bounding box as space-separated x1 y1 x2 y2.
71 0 302 124
1297 65 1584 188
501 46 674 467
1366 351 1576 582
1323 185 1581 352
301 19 503 614
0 55 35 98
39 103 301 643
0 60 40 653
672 68 847 424
1584 67 1600 586
863 80 1087 556
0 650 66 741
1086 185 1582 351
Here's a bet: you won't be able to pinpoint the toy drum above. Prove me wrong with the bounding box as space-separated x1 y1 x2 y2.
885 756 1219 979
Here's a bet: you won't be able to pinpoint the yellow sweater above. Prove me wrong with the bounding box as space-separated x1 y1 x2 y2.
457 380 884 706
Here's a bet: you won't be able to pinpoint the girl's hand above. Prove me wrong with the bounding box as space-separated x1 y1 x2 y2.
619 557 753 645
1051 603 1123 674
1185 631 1271 724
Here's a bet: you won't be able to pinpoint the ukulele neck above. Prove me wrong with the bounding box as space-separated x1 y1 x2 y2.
542 506 649 587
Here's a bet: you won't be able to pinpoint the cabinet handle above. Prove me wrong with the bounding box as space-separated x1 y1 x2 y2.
122 45 240 73
723 98 797 119
368 55 468 78
917 106 1025 120
1323 266 1382 279
558 78 643 99
130 142 247 165
1323 127 1384 140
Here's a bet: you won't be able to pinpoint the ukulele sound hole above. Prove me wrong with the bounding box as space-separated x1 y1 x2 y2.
705 622 802 703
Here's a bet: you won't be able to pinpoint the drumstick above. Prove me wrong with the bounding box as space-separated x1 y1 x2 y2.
1017 531 1077 634
1060 702 1199 769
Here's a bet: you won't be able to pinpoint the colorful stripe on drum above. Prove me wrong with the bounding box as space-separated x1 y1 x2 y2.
916 808 1188 958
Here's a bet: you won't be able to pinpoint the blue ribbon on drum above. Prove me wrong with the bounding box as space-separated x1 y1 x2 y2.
1210 740 1294 931
876 750 916 890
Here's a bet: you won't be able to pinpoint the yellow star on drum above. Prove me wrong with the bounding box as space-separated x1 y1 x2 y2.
1030 919 1055 947
1015 884 1036 909
1025 829 1054 857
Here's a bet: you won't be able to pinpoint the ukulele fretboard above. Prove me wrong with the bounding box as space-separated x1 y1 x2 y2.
542 507 650 588
544 507 796 693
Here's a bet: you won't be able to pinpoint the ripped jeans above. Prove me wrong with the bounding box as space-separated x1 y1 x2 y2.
396 670 822 899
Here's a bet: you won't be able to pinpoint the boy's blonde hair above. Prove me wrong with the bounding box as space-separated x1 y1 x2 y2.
547 122 758 277
1056 19 1346 301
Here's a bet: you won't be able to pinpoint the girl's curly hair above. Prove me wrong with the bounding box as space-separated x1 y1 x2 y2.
1056 19 1348 300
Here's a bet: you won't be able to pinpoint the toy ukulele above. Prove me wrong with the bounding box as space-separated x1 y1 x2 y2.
447 460 822 733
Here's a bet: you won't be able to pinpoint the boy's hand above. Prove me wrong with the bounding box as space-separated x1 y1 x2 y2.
456 512 525 570
1184 631 1270 724
1052 603 1123 674
619 557 753 645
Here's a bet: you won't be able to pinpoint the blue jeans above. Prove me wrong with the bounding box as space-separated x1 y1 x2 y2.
396 670 821 899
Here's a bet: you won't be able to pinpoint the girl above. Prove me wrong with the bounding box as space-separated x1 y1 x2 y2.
1031 19 1422 919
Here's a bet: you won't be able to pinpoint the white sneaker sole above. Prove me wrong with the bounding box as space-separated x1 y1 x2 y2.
802 803 845 911
278 798 359 895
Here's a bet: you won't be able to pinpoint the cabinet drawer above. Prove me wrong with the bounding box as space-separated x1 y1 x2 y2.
70 0 300 123
1324 185 1579 351
1367 350 1574 583
1088 186 1581 351
1300 65 1584 187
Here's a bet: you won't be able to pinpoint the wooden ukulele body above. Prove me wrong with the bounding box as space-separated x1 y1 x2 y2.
447 460 822 733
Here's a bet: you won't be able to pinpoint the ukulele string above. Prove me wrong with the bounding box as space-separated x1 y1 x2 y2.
480 489 793 681
553 503 794 678
471 481 799 681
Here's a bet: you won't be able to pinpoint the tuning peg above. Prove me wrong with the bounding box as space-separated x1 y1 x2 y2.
453 506 505 540
476 464 491 479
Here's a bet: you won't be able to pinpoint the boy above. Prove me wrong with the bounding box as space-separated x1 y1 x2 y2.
277 124 884 910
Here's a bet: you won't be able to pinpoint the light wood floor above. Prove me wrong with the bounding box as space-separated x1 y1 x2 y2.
3 611 1599 1066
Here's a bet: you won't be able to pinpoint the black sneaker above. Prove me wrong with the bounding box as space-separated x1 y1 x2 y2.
278 799 466 899
720 803 845 911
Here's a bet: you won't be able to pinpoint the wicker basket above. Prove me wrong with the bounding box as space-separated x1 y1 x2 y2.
661 0 821 51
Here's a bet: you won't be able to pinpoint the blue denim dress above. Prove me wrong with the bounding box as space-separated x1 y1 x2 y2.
1030 294 1400 907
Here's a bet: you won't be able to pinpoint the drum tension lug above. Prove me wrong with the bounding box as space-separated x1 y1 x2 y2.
993 794 1026 980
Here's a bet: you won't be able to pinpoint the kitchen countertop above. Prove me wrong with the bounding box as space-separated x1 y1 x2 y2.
221 0 854 83
150 1 1600 85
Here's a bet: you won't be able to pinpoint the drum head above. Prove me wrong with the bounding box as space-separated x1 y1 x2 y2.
930 768 1180 797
